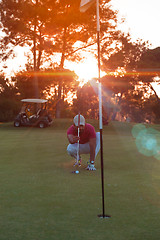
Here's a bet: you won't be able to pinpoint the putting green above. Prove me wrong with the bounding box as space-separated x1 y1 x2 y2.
0 120 160 240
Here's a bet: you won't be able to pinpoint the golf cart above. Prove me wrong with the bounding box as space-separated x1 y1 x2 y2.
14 99 53 128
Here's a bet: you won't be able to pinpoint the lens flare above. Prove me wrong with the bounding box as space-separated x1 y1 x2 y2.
131 124 146 138
132 124 160 159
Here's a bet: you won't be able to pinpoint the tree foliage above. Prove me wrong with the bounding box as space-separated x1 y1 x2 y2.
10 68 78 117
137 47 160 69
101 32 160 123
0 75 19 121
72 82 99 119
0 0 119 68
0 0 121 117
102 33 149 71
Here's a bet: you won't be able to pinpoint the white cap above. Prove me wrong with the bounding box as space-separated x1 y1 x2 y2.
73 114 85 126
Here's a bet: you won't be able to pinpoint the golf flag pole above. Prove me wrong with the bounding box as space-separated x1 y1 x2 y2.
80 0 110 218
76 113 80 165
96 0 111 219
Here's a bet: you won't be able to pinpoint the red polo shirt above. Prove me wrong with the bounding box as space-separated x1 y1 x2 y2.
67 123 96 144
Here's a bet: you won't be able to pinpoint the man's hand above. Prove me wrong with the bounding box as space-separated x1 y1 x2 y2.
67 134 80 144
86 163 96 171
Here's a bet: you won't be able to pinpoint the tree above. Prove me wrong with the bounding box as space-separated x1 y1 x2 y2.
137 47 160 69
0 0 121 117
0 75 19 121
12 68 78 117
136 47 160 101
134 47 160 122
72 82 99 119
100 32 160 122
101 33 149 71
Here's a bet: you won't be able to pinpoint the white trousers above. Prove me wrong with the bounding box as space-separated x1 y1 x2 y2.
67 132 100 159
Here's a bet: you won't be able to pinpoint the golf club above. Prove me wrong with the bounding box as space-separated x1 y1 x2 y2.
76 113 80 165
72 113 81 173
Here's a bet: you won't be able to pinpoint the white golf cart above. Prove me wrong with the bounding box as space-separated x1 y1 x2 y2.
14 99 53 128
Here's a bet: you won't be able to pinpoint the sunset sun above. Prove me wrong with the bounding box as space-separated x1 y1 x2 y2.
66 56 105 86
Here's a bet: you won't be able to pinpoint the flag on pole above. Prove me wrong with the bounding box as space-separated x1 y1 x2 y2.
80 0 95 12
79 0 111 218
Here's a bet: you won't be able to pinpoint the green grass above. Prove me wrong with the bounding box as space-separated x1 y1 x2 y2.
0 120 160 240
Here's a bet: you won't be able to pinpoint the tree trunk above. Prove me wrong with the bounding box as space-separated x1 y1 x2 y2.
55 79 62 118
150 83 160 103
33 0 39 99
55 27 67 118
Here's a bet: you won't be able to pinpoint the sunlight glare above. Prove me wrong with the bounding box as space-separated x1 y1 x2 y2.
151 77 160 97
66 56 105 86
65 91 76 104
1 46 27 78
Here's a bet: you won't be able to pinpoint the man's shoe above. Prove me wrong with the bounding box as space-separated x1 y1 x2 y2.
74 157 82 167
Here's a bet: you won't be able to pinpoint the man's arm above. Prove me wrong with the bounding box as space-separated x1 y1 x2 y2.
89 137 96 163
67 134 80 144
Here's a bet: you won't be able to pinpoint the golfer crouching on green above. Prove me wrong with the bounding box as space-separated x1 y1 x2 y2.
67 114 100 171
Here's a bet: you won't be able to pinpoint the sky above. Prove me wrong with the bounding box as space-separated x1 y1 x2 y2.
1 0 160 79
111 0 160 49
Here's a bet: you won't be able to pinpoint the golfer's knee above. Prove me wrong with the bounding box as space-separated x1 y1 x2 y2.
95 132 100 157
96 132 100 140
67 144 76 157
67 145 72 155
96 132 100 146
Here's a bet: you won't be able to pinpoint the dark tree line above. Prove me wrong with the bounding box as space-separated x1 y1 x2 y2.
101 42 160 123
0 1 160 122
